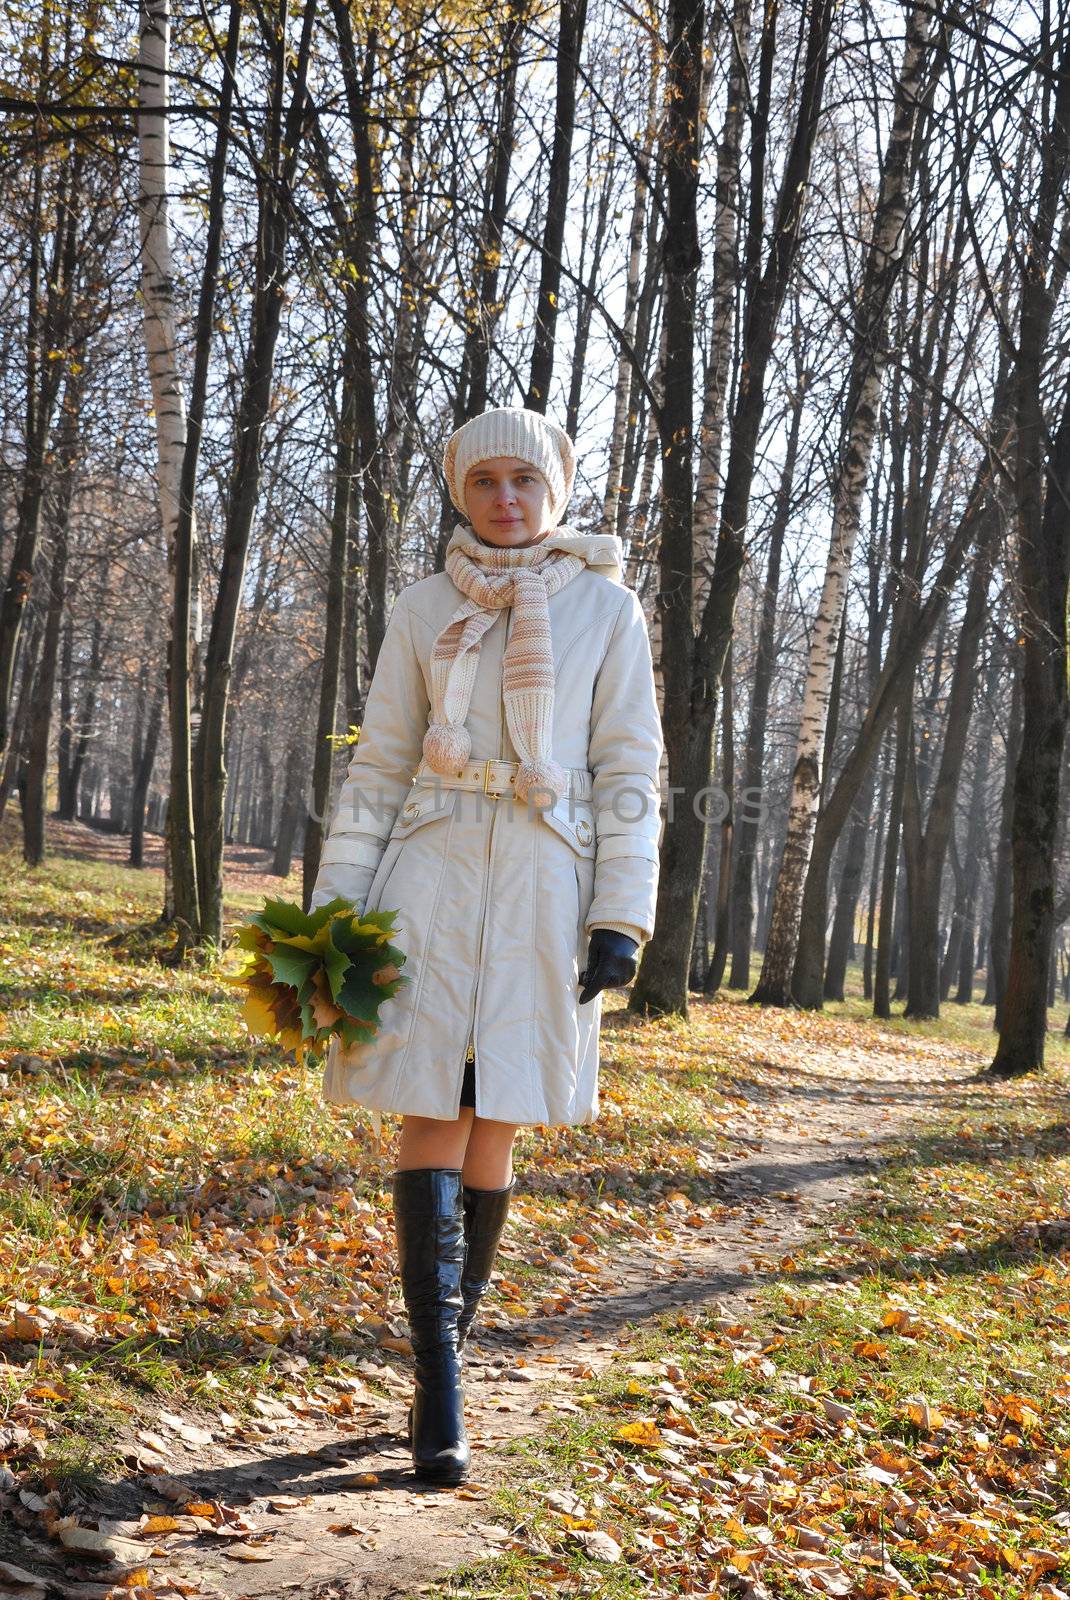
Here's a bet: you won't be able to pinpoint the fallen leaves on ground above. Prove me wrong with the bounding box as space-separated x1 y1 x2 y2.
4 821 1070 1600
447 1088 1070 1599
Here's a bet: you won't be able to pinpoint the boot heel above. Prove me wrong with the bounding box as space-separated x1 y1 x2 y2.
392 1167 470 1485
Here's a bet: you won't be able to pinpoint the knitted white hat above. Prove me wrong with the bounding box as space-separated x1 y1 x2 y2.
443 406 577 528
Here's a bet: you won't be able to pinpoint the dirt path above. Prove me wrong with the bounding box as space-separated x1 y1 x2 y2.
9 1030 981 1600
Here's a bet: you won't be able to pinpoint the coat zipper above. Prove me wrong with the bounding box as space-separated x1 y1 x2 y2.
461 609 509 1106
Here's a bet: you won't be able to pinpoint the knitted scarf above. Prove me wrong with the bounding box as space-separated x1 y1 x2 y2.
422 521 624 804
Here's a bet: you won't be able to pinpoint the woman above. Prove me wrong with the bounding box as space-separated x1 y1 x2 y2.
309 405 663 1485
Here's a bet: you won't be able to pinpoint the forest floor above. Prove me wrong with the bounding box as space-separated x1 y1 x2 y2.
1 811 1069 1600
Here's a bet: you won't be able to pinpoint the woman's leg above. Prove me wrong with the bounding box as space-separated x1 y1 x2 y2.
453 1116 518 1351
396 1112 519 1184
392 1114 475 1484
396 1107 474 1171
393 1110 519 1351
460 1115 518 1187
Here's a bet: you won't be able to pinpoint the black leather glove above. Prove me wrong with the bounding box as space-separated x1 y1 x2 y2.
578 928 640 1004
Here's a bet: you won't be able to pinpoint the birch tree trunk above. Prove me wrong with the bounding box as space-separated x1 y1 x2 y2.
752 2 934 1005
138 0 199 936
693 0 752 627
138 0 187 590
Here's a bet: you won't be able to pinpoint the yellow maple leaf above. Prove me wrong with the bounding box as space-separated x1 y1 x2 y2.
242 988 279 1038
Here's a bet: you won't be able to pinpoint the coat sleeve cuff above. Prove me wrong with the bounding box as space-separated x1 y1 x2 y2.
587 920 646 946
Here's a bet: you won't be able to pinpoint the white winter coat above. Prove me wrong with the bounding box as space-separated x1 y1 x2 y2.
308 563 664 1126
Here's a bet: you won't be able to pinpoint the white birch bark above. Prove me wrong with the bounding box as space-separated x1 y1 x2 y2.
645 314 669 720
138 0 190 585
754 2 934 1003
693 0 753 629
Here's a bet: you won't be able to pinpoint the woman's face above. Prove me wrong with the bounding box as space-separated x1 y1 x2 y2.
463 457 553 546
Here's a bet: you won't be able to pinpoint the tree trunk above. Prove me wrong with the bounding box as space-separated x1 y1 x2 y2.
705 636 735 992
788 467 1002 1010
990 371 1070 1072
327 3 391 675
566 127 615 443
130 671 165 868
988 24 1070 1076
67 613 106 824
948 646 998 1001
875 696 911 1017
728 372 801 987
600 57 656 533
193 0 317 946
901 526 995 1017
158 0 242 943
631 0 834 1020
273 732 307 877
824 775 875 1001
304 321 358 907
862 735 892 999
21 371 82 865
56 616 74 817
988 648 1022 1019
0 117 82 760
941 832 966 1002
693 0 753 626
435 0 532 568
525 0 587 411
628 0 707 1016
753 3 934 1006
0 602 45 822
139 0 191 625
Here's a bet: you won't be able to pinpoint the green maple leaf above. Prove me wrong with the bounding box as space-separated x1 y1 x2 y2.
252 898 317 939
265 945 319 993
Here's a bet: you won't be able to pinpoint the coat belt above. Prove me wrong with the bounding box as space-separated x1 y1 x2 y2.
412 756 594 801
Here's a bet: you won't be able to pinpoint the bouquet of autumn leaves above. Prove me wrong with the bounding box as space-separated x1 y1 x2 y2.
227 897 410 1063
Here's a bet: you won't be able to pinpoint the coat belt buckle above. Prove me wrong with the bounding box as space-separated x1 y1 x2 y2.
482 757 503 799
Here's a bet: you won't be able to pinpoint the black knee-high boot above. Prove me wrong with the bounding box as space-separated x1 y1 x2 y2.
456 1178 515 1354
391 1167 470 1484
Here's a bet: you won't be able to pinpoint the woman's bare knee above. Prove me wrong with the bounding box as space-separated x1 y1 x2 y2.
461 1117 519 1188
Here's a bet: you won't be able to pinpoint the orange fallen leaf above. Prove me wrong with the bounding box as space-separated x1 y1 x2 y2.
616 1418 663 1447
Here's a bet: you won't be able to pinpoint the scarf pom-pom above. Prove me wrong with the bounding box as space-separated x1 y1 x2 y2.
515 756 568 807
422 720 472 775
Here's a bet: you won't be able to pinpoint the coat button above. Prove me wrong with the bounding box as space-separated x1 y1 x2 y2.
403 802 421 819
576 819 593 845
